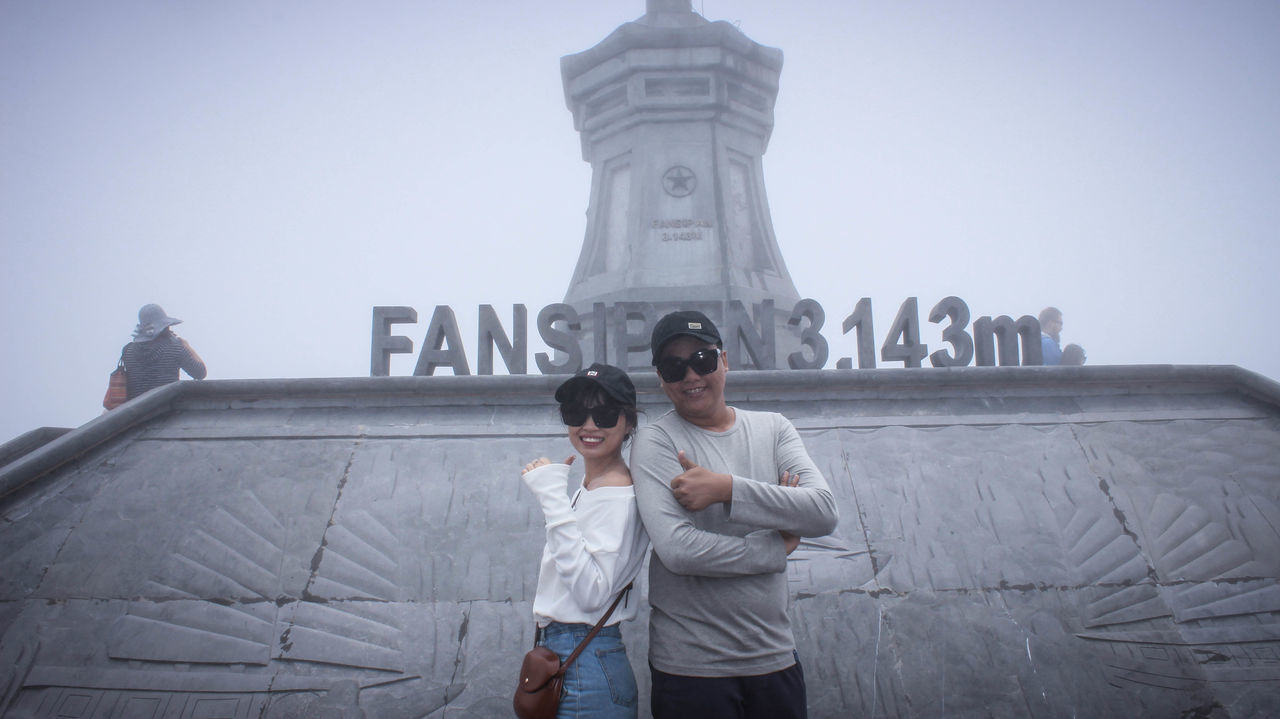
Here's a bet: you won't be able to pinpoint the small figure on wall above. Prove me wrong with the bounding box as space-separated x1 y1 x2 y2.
1061 343 1087 366
120 304 207 401
1040 306 1064 365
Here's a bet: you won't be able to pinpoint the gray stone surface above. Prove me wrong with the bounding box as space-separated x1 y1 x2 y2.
1 366 1279 718
0 428 72 471
559 2 802 369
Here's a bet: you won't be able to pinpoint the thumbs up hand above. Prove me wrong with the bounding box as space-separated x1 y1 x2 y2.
678 451 696 472
670 450 733 511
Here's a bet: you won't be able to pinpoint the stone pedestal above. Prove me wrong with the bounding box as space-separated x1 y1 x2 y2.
4 368 1280 718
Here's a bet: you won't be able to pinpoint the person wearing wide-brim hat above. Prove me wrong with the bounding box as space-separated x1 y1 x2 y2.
118 304 207 402
519 363 649 718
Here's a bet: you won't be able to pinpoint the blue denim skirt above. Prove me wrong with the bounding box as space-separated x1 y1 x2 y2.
540 622 638 718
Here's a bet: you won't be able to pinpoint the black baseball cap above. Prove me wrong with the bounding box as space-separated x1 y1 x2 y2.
650 310 722 365
554 363 637 407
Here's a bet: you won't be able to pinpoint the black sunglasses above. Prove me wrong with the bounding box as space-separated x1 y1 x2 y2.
560 402 623 428
656 348 721 383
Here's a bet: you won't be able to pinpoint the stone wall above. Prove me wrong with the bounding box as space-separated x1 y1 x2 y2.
1 366 1278 718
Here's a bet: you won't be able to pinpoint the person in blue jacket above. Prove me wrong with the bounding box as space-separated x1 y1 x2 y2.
1039 306 1064 366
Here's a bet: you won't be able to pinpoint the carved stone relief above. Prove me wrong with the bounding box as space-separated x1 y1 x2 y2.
1 380 1277 717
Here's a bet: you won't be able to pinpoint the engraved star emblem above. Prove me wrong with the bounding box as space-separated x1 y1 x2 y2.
663 166 696 197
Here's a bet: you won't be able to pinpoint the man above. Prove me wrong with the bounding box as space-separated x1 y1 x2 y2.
630 310 839 719
1039 306 1064 366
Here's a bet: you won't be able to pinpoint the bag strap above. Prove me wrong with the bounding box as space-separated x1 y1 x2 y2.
552 582 633 676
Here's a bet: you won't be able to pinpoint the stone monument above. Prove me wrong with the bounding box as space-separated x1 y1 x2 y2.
560 0 802 370
3 4 1279 718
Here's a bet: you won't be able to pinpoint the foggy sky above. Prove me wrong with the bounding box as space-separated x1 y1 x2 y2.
2 0 1278 442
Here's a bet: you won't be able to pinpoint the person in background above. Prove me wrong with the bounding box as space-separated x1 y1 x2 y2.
1039 307 1064 366
1061 343 1087 366
521 363 649 718
630 310 839 719
121 304 206 400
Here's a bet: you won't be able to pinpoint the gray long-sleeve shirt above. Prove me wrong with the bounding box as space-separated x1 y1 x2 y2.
630 406 838 677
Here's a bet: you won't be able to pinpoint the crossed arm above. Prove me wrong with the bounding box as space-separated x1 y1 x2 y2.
629 417 838 578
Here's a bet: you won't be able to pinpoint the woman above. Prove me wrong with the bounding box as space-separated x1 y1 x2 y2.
121 303 206 400
521 362 649 718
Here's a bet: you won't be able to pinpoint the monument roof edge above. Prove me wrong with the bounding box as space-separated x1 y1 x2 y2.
720 364 1280 403
560 19 783 82
3 365 1275 504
